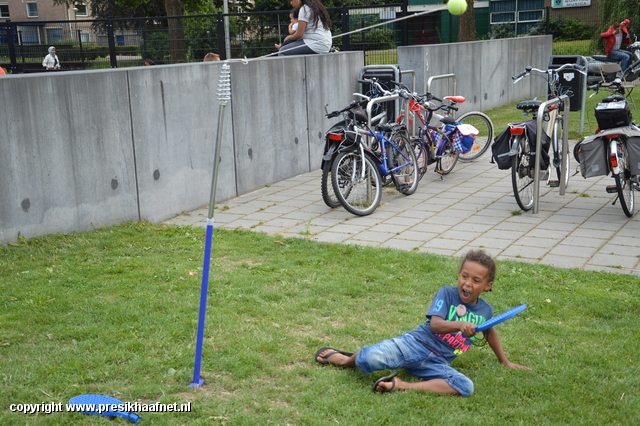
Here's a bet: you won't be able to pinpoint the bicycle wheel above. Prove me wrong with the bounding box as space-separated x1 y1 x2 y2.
457 111 494 161
553 118 570 189
511 135 535 211
435 134 459 175
410 137 428 182
613 142 635 217
388 132 419 195
331 151 382 216
320 161 340 208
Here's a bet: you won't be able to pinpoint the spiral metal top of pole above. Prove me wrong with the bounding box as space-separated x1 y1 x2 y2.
217 61 231 105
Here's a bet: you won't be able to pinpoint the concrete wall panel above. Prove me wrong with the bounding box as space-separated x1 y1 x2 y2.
0 70 138 243
230 57 310 195
304 52 365 170
127 62 236 223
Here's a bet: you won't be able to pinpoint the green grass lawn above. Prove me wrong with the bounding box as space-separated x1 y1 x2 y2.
1 223 639 425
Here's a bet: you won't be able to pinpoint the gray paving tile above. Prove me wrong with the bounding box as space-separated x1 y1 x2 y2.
538 254 588 269
418 247 458 256
500 245 548 259
422 237 468 251
514 236 562 250
548 244 599 258
379 239 423 251
311 232 352 243
608 235 640 246
350 230 395 243
588 253 639 269
395 229 439 242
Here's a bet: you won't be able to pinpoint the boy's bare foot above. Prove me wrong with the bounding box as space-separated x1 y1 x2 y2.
275 43 281 50
314 347 354 367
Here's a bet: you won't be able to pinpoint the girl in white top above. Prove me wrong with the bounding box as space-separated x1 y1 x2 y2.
42 46 61 70
278 0 332 56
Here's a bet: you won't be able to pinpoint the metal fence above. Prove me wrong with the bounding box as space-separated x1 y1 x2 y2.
0 3 619 74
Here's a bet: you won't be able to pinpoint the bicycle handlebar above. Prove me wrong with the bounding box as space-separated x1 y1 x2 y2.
325 99 368 119
512 63 586 82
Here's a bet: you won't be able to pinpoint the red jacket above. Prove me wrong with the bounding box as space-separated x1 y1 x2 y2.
600 19 631 56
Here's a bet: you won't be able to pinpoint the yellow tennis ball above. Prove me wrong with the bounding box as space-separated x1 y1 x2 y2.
448 0 468 15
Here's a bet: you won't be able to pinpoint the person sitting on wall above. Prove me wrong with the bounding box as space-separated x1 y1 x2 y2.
42 46 61 70
600 19 633 72
278 0 332 56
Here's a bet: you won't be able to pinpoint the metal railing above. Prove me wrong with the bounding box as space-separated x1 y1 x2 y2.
532 95 570 214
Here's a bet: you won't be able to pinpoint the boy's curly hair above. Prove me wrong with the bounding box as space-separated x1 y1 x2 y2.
459 249 496 285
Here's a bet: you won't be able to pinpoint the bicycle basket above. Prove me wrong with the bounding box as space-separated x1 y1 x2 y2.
453 123 479 154
594 100 632 130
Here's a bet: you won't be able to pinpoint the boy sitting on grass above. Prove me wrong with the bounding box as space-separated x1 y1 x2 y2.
314 249 530 396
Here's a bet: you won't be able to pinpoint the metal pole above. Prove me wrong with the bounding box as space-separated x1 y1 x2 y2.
533 94 569 214
560 97 570 196
223 0 231 60
189 61 231 388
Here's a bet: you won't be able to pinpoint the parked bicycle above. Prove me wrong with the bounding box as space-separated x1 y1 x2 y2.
493 63 585 211
320 99 374 208
396 91 471 179
573 78 640 217
321 81 418 216
397 86 493 161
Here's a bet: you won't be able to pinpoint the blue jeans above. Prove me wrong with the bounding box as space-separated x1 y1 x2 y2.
355 333 475 397
608 49 634 71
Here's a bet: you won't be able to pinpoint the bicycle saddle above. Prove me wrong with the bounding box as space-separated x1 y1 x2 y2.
377 122 405 132
440 116 457 125
348 110 386 126
602 95 626 103
444 96 466 104
517 99 542 111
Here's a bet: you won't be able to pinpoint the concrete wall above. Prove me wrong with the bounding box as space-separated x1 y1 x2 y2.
398 36 552 115
0 52 364 244
0 36 552 245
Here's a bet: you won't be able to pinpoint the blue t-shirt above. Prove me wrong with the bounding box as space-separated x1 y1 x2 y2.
407 286 493 363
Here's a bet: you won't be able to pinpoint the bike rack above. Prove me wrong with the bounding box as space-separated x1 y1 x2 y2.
532 94 570 214
426 73 457 117
401 70 417 136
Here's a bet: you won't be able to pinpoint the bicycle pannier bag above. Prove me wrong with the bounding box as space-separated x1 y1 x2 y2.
626 136 640 175
491 120 550 170
453 123 479 154
491 126 513 169
594 100 632 130
578 136 608 178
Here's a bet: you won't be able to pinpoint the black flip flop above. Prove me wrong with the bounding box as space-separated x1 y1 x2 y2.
314 347 354 365
372 371 399 392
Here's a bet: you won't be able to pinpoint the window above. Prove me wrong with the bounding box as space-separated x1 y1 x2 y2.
45 27 63 44
0 4 9 18
491 13 515 24
18 26 39 43
518 10 543 22
490 0 544 35
26 3 38 18
74 3 88 17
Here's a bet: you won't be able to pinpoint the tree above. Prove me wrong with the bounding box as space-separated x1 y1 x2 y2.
457 0 476 42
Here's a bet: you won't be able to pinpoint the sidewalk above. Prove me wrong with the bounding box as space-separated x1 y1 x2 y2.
164 156 640 276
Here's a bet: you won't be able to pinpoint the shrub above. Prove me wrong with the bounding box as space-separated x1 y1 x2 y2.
529 17 595 41
490 23 516 39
